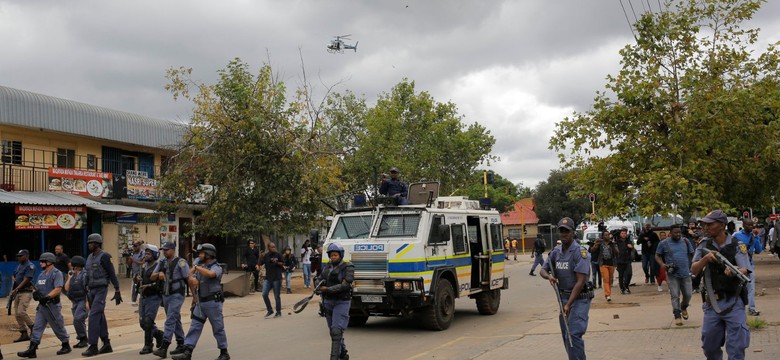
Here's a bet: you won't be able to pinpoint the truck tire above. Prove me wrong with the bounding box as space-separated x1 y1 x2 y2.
348 315 369 327
418 278 455 330
475 289 501 315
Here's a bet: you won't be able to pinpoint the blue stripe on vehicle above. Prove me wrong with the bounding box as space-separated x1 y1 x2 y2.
388 256 472 273
396 243 409 254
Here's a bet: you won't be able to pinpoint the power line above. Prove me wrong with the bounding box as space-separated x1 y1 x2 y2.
627 0 639 23
619 0 638 39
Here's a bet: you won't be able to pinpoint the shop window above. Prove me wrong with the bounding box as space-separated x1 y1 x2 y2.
57 148 76 168
2 140 22 165
87 154 97 170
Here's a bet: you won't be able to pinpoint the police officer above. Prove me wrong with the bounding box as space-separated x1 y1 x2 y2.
11 249 36 343
65 255 89 348
82 233 123 357
540 217 593 360
17 252 71 357
139 244 165 354
317 243 354 360
171 243 229 360
691 210 752 359
378 167 409 204
152 241 190 358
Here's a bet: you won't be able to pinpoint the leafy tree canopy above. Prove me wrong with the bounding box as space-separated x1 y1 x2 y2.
534 169 591 226
335 80 497 194
457 171 522 212
550 0 780 218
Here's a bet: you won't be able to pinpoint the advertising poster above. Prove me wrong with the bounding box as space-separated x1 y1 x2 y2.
48 167 113 198
126 170 161 200
15 205 87 230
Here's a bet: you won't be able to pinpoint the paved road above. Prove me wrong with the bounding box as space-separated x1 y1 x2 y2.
10 253 780 359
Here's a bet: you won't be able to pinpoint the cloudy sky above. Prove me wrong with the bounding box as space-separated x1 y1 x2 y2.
2 0 779 188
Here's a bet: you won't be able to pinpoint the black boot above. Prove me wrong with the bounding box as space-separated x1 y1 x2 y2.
81 345 99 357
14 331 31 343
340 349 349 360
170 343 187 355
74 337 89 348
98 339 113 354
17 342 38 358
154 330 165 349
153 341 170 358
170 347 193 360
57 342 72 355
216 348 230 360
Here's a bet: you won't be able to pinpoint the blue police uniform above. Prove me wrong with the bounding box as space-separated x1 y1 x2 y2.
154 256 190 345
732 229 762 314
30 267 69 344
84 249 120 347
542 241 592 360
693 235 752 360
379 177 409 204
182 259 227 350
139 259 164 351
318 255 354 360
66 270 88 343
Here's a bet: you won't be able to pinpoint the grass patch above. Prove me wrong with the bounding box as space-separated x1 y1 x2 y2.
747 317 767 330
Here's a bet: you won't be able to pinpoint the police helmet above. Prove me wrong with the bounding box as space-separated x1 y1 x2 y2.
145 244 160 260
197 243 218 258
87 233 103 244
70 256 86 268
39 252 56 264
326 243 344 258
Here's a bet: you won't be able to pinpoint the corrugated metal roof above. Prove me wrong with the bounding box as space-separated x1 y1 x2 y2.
0 191 100 205
0 85 185 149
501 198 539 225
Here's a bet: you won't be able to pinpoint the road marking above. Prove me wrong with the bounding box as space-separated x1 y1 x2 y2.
405 334 526 360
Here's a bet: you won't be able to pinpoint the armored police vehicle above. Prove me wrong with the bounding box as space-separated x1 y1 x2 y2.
322 182 508 330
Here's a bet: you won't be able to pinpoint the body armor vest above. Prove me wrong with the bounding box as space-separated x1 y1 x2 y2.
705 238 742 296
86 251 108 287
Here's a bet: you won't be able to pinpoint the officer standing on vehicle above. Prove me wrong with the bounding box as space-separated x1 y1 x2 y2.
691 210 752 359
379 167 409 204
138 244 165 354
540 218 593 360
152 241 190 358
82 233 122 357
317 243 355 360
17 252 71 358
64 255 89 348
171 243 229 360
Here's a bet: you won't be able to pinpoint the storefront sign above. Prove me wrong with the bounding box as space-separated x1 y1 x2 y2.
15 205 86 230
126 170 161 200
116 212 139 224
48 167 113 198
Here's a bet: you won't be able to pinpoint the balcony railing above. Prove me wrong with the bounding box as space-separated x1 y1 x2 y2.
1 146 164 193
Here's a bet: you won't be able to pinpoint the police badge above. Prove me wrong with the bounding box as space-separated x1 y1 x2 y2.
581 249 588 259
738 243 748 254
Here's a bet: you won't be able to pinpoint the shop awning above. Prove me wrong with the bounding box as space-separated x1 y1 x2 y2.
86 203 156 214
0 191 100 205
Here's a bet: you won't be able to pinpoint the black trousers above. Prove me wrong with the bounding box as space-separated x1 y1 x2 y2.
248 269 260 290
617 262 633 291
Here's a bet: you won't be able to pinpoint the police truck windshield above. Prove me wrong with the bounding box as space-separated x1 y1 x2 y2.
377 213 421 237
332 215 373 239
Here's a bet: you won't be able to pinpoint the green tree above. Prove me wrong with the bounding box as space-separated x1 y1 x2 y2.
534 169 591 226
457 171 520 212
339 80 497 194
550 0 780 217
159 58 344 236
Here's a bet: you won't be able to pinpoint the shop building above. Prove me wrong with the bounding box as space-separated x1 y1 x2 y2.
0 85 197 280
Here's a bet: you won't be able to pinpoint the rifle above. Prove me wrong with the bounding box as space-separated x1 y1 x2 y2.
7 291 16 316
701 248 750 284
550 258 573 348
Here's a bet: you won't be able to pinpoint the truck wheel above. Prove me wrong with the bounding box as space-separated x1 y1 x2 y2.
418 278 455 330
475 289 501 315
348 315 369 327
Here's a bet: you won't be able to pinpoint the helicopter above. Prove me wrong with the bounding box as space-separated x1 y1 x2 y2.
327 35 358 53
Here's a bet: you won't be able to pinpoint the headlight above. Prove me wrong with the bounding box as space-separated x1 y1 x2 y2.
393 280 413 290
394 281 402 290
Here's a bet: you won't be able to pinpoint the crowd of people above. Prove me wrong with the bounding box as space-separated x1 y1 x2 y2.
538 211 778 360
0 234 332 360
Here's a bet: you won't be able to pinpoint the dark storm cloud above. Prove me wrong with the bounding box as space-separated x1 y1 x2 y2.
1 0 778 187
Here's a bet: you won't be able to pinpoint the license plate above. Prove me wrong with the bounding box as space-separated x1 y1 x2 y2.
361 295 382 303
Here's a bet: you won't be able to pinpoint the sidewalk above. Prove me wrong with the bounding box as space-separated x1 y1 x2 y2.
498 251 780 359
